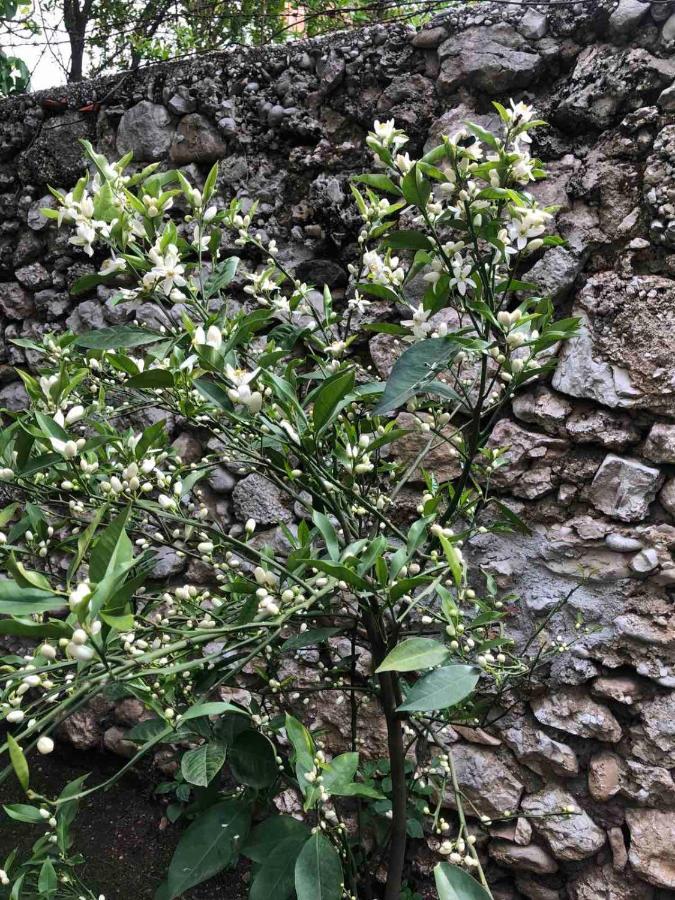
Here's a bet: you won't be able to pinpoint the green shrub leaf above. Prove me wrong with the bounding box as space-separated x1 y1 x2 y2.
397 665 480 712
376 638 449 673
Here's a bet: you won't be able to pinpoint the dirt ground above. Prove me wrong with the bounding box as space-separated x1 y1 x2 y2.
0 742 249 899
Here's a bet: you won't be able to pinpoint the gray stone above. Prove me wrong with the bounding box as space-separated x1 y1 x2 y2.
521 787 605 861
207 465 236 493
512 386 571 435
437 25 543 96
643 423 675 463
496 716 579 778
531 686 622 742
658 83 675 111
662 11 675 43
604 533 643 552
117 101 175 162
609 0 649 38
171 432 202 465
15 261 50 291
489 841 557 875
569 864 654 900
488 420 568 500
630 547 659 574
232 473 293 526
0 282 33 319
565 407 641 450
445 744 524 819
523 247 582 303
553 276 675 415
66 300 107 333
165 88 196 116
626 809 675 888
0 380 28 411
27 195 55 231
150 546 187 580
519 8 548 40
589 454 662 522
170 113 227 164
660 477 675 516
411 26 447 48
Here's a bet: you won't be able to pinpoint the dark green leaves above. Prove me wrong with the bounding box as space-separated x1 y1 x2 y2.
162 799 250 899
0 581 65 615
312 369 355 434
434 862 492 900
74 326 165 350
181 742 226 787
374 336 459 415
125 370 175 389
376 638 449 673
7 735 29 792
228 730 278 788
397 665 479 712
294 832 343 900
383 230 434 251
244 817 310 900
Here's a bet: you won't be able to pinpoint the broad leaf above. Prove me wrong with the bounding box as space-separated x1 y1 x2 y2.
294 832 342 900
7 735 29 791
244 818 310 900
374 337 459 415
281 627 340 651
163 799 250 899
434 863 492 900
397 665 479 712
376 638 449 673
0 581 65 615
228 730 278 788
125 370 175 389
74 326 165 350
181 742 226 787
181 701 249 722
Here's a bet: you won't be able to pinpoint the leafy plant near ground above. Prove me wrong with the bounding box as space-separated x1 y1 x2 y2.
0 101 577 899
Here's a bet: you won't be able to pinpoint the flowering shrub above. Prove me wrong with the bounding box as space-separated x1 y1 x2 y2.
0 100 577 900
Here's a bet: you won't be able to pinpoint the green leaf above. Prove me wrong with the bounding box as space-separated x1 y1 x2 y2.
312 511 340 561
434 862 492 900
250 834 309 900
204 256 239 298
125 370 175 389
3 804 43 824
180 701 249 722
281 627 340 651
285 713 315 789
352 174 402 195
181 742 226 787
312 369 355 434
294 832 342 900
228 730 278 788
38 860 57 896
382 229 433 251
320 752 358 794
89 507 132 583
0 618 70 640
243 816 310 864
401 165 431 211
7 735 29 792
376 638 449 673
397 665 479 713
163 799 250 899
245 818 310 900
298 559 369 591
74 326 165 350
438 535 464 588
0 582 65 615
374 336 459 415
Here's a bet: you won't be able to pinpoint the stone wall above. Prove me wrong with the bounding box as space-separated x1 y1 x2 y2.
1 1 675 897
